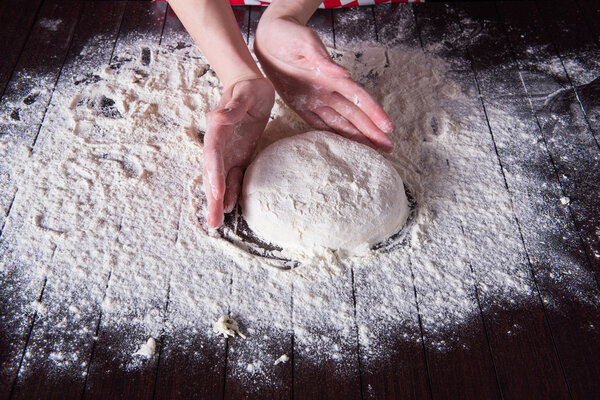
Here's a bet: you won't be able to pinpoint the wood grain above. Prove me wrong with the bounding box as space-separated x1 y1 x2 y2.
496 2 600 398
7 2 127 400
575 0 600 42
413 4 502 399
0 0 43 99
79 3 171 399
153 7 250 400
352 5 431 400
0 2 599 398
535 0 600 282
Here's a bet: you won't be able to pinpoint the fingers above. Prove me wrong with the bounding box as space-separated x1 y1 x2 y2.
329 91 395 152
297 109 331 131
203 145 226 228
336 80 394 134
224 167 243 213
313 106 376 148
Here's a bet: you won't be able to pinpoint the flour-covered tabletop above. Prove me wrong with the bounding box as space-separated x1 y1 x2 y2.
0 1 599 399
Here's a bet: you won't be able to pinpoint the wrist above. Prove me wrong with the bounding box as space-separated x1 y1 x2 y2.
223 72 265 89
262 0 322 25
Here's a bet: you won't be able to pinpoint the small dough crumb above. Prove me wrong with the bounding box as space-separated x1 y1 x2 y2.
274 354 290 365
133 337 156 358
213 315 247 339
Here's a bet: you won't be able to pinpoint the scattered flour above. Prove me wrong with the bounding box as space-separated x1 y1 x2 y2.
0 33 597 391
38 18 62 32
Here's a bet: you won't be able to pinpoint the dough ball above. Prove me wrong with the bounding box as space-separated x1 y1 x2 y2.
241 131 409 257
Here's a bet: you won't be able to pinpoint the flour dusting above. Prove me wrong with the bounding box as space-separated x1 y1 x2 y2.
0 36 597 390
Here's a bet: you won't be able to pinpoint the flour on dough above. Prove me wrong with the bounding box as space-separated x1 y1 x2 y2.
241 131 409 261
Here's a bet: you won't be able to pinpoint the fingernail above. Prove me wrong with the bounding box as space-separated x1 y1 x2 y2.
207 213 224 228
222 107 232 113
211 186 220 200
383 136 395 150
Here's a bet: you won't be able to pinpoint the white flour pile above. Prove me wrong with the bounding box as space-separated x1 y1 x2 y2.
0 35 598 389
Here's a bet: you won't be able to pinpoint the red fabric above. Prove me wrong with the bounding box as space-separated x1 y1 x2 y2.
156 0 424 6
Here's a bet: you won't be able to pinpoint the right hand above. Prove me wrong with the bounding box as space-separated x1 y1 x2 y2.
203 77 275 228
254 16 394 152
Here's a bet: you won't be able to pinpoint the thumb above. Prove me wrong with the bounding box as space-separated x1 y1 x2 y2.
211 87 253 126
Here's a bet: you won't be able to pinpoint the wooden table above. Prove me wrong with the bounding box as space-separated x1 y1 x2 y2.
1 0 599 399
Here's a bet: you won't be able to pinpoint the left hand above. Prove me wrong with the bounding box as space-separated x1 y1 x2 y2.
203 77 275 228
254 16 394 152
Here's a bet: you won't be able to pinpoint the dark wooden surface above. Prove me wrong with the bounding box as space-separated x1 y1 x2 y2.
1 1 599 399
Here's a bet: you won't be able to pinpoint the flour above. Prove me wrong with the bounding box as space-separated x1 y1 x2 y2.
0 36 597 389
38 18 62 32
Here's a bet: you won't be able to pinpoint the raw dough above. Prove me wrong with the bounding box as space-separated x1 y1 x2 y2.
213 315 247 339
241 131 409 259
133 337 156 358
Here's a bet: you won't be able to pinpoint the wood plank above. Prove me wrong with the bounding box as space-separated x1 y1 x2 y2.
292 271 361 400
575 0 600 42
152 192 229 398
351 5 430 400
333 5 377 48
7 2 128 399
78 3 170 399
307 10 335 48
223 268 293 399
535 0 600 155
536 0 600 143
247 5 262 69
152 254 229 399
221 7 293 400
535 0 600 276
0 0 82 234
497 2 600 398
0 0 43 99
374 3 420 48
152 6 249 399
411 4 503 399
283 10 362 400
457 4 569 398
0 0 84 397
537 0 600 90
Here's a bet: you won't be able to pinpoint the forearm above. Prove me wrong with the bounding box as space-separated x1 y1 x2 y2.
168 0 262 87
262 0 323 25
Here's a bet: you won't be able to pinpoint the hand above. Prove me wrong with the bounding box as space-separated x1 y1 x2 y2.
203 77 275 228
254 16 394 151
